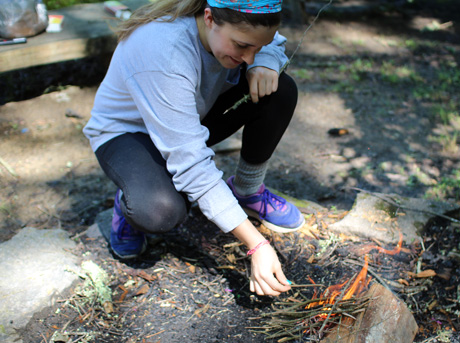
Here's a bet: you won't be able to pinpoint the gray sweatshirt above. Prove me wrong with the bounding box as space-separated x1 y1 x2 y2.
83 15 288 233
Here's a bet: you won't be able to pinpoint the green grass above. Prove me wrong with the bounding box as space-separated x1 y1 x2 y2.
44 0 101 10
426 170 460 201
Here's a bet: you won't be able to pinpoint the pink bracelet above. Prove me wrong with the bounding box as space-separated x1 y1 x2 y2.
247 240 270 256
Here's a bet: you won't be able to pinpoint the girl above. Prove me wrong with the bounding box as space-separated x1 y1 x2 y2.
83 0 304 296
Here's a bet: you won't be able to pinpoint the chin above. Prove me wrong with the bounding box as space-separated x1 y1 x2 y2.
222 58 241 69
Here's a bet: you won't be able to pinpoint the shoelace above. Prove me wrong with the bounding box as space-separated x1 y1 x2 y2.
258 189 287 219
117 216 130 240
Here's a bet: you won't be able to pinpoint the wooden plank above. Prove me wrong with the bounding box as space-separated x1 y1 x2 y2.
0 1 148 73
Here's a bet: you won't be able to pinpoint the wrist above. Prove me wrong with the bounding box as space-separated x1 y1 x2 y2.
246 239 270 256
231 219 267 249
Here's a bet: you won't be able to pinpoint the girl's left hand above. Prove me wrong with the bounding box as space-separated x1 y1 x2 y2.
246 67 279 104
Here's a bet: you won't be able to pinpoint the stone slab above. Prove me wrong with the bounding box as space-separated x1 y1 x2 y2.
322 283 418 343
328 192 459 244
0 227 80 343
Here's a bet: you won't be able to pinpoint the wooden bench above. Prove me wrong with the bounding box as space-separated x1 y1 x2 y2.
0 0 148 73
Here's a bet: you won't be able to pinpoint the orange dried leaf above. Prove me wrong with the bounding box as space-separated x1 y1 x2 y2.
415 269 436 278
136 284 150 295
397 278 409 286
138 270 156 282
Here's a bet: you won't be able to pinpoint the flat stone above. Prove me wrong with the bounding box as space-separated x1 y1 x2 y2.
0 227 80 343
322 283 418 343
328 192 459 244
95 208 113 243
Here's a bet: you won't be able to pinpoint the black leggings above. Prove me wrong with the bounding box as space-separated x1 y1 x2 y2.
95 72 298 233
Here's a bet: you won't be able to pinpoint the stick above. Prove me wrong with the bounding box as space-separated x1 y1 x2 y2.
223 0 333 114
317 272 356 338
290 284 325 288
0 156 18 177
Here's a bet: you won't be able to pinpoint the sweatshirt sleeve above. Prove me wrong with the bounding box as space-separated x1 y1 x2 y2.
125 71 247 233
247 31 289 73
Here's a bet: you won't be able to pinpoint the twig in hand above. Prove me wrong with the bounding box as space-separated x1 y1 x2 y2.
223 0 333 114
290 284 325 288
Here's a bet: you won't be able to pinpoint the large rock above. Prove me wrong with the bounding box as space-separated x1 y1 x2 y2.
328 192 459 244
0 227 80 343
322 283 418 343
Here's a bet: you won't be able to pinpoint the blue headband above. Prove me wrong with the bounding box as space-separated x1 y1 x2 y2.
207 0 282 14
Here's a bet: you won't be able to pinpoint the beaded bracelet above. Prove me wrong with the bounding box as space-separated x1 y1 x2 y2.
247 239 270 256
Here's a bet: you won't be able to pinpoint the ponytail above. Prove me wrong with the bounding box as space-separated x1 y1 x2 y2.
117 0 206 41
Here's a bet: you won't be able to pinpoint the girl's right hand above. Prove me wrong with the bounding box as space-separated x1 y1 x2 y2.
249 243 291 296
231 218 291 296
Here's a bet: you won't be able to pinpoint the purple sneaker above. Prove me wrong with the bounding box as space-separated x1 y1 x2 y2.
227 176 305 233
111 189 147 259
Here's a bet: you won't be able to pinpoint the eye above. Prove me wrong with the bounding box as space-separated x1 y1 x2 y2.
235 42 248 49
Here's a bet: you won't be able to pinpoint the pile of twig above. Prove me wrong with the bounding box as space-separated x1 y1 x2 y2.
251 290 372 342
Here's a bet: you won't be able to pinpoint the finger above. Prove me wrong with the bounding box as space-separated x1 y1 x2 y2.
258 80 267 98
275 268 292 288
271 74 279 93
249 77 259 103
261 271 291 293
254 281 265 296
257 277 281 296
249 279 255 293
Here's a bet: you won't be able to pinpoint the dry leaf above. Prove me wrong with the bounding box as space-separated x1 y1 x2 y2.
397 278 409 286
226 253 236 264
137 270 155 282
103 301 113 314
428 300 438 310
194 303 210 317
136 284 150 296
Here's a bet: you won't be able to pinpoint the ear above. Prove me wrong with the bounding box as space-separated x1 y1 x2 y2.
203 8 214 29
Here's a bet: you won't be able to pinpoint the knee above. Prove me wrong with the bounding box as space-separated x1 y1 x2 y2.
124 192 189 234
277 72 298 106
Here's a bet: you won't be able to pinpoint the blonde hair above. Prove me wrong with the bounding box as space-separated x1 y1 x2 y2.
117 0 206 41
116 0 281 41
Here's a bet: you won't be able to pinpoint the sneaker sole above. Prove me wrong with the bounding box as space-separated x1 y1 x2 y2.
111 239 148 260
243 208 306 233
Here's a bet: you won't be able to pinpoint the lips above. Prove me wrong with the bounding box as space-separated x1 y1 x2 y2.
229 56 242 65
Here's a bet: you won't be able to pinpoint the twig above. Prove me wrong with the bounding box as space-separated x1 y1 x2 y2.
223 0 333 114
0 156 18 177
317 273 356 338
290 284 325 288
342 258 393 293
345 186 460 224
146 329 165 338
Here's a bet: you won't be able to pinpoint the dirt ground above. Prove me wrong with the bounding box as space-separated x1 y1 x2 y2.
1 1 459 342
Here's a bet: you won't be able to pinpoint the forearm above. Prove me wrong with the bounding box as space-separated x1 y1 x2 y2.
231 219 267 250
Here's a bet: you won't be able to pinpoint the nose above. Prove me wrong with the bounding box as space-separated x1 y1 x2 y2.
241 50 257 65
241 53 254 65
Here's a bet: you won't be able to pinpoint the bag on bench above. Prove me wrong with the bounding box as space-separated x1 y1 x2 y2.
0 0 48 39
